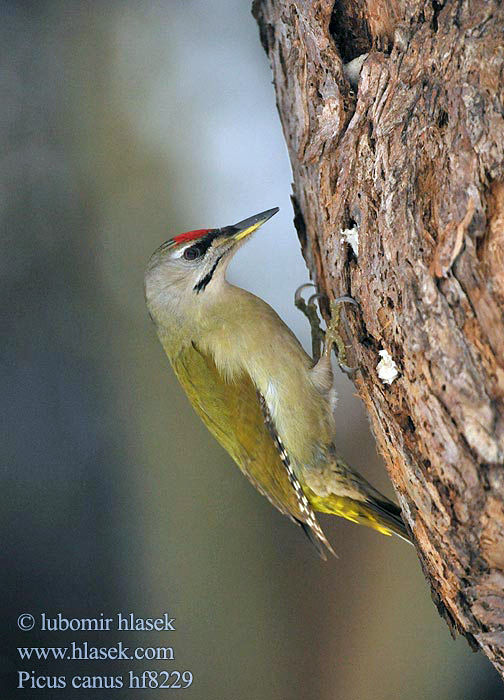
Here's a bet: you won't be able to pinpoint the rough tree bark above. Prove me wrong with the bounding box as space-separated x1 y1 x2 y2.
253 0 504 678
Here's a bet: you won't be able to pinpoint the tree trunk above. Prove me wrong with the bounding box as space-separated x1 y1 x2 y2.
253 0 504 677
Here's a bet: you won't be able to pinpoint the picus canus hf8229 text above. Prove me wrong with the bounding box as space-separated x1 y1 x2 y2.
144 208 409 556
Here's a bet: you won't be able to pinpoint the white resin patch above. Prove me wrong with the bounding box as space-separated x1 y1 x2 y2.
340 225 359 257
377 349 399 385
343 53 368 88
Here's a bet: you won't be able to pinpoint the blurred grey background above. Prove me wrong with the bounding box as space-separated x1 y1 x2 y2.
1 1 501 698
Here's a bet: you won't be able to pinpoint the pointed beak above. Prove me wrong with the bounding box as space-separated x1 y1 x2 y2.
225 207 279 242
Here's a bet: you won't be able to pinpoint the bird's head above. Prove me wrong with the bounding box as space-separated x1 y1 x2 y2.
145 207 279 317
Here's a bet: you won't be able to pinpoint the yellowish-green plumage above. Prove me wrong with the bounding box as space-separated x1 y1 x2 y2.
172 341 307 520
145 208 409 555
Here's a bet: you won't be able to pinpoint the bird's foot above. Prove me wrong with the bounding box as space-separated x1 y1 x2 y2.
295 283 325 363
324 296 359 376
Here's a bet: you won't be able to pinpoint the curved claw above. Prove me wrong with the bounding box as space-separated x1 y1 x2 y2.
339 361 359 376
332 295 359 307
294 282 316 304
307 292 324 307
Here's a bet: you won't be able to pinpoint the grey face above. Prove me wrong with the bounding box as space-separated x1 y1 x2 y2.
145 207 279 300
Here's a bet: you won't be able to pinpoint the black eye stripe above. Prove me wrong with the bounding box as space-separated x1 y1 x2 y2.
184 230 220 259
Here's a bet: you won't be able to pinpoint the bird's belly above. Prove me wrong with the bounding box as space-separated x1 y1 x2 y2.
196 302 337 469
256 368 335 469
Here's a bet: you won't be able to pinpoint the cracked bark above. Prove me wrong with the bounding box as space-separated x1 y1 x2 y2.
253 0 504 678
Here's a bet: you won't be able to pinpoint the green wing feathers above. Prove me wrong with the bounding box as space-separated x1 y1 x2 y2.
171 342 324 532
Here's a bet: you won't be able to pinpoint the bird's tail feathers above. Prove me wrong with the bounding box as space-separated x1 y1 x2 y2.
362 497 412 544
308 489 412 544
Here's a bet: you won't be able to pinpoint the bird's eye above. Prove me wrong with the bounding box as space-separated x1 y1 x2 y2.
183 245 202 261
